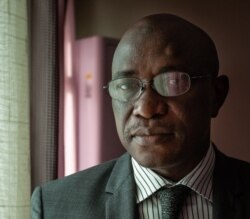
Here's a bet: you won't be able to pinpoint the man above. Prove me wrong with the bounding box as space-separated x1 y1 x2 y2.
31 13 250 219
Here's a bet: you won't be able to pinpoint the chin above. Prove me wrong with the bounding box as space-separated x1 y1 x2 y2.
130 146 177 169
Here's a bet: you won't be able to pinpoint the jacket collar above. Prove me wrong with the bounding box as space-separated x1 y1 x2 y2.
213 147 244 219
105 153 138 219
104 148 245 219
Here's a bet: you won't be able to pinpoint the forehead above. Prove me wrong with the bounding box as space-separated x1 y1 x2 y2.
112 30 191 79
112 17 219 79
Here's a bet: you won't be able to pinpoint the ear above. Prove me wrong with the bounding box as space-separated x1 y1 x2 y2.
210 75 229 118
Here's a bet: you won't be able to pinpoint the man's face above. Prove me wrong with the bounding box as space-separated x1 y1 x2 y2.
111 29 217 179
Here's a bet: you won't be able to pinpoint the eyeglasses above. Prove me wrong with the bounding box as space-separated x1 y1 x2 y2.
103 72 210 102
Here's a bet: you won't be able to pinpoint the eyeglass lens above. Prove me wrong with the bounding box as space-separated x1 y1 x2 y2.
108 72 191 102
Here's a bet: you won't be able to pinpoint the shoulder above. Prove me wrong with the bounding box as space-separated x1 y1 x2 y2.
31 153 136 218
31 157 117 218
31 153 132 217
42 157 119 192
215 148 250 182
33 153 132 199
226 156 250 179
213 149 250 217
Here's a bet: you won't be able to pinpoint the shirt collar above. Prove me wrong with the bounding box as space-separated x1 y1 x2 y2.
132 143 215 203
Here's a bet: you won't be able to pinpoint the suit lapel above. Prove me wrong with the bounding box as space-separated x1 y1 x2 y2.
104 148 246 219
105 153 138 219
213 148 244 219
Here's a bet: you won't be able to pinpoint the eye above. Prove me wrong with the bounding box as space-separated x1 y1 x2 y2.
169 78 180 86
119 83 129 90
116 82 130 90
116 80 139 91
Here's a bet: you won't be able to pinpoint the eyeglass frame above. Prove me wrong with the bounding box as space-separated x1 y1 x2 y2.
103 71 211 102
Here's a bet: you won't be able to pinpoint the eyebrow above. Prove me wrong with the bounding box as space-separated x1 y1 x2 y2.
158 65 185 74
112 70 136 79
112 65 186 79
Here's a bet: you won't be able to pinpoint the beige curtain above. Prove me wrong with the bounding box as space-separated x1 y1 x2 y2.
0 0 30 218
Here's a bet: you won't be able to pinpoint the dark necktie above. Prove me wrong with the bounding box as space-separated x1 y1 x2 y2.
158 185 190 219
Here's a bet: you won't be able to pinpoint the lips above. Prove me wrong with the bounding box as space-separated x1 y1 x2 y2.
131 127 175 146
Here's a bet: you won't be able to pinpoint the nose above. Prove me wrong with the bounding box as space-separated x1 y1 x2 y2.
132 88 168 119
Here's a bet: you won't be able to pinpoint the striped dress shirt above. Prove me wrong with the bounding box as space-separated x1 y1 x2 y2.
131 144 215 219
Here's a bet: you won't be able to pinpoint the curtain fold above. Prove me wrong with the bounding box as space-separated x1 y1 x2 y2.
30 0 60 189
0 0 30 218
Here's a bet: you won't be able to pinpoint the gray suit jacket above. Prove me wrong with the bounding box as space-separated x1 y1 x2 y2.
31 150 250 219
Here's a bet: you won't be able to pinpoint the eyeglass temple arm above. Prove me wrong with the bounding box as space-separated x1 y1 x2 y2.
191 74 211 79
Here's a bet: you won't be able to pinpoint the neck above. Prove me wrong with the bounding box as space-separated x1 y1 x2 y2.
152 142 211 182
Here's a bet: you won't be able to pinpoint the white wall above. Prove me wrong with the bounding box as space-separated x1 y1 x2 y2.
75 0 250 162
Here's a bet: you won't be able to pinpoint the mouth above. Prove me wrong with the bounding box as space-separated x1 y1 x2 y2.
131 131 175 146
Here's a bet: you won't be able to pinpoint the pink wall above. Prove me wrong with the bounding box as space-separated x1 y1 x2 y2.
75 0 250 162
